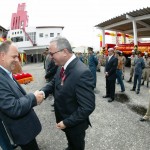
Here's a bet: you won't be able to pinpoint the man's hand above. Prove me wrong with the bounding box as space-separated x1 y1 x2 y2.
105 72 108 77
34 90 44 105
56 121 66 129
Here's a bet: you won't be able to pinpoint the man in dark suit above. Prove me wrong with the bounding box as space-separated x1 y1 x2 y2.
45 59 58 82
41 37 95 150
0 41 44 150
103 48 118 102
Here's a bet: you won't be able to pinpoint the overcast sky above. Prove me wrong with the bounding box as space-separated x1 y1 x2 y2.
0 0 150 49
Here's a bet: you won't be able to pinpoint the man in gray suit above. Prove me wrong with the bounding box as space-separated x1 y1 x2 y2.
0 41 44 150
41 37 95 150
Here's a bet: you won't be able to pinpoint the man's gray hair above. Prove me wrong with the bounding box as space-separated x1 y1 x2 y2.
50 36 72 53
0 40 12 53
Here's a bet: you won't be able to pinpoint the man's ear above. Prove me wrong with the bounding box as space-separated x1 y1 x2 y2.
0 52 5 61
63 48 68 56
63 48 68 53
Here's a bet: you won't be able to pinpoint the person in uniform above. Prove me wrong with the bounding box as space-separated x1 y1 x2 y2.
141 52 150 87
120 52 126 80
88 47 98 88
130 51 145 94
96 51 101 72
140 90 150 121
115 51 125 92
127 50 137 82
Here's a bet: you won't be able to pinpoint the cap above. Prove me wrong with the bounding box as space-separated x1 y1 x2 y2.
144 52 148 55
114 46 118 49
116 50 121 55
88 47 93 51
108 48 114 52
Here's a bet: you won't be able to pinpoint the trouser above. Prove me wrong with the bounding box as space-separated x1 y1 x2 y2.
145 99 150 117
142 99 150 119
133 74 142 91
130 66 134 77
89 67 97 88
97 63 101 71
19 139 39 150
122 64 125 77
106 78 116 100
65 130 86 150
143 68 150 82
116 70 125 91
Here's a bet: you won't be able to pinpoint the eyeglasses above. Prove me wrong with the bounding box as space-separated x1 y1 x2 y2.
48 49 64 57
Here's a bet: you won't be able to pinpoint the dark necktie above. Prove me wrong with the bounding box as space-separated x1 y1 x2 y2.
60 67 65 79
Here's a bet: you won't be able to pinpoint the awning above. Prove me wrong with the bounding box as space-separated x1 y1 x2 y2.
95 7 150 38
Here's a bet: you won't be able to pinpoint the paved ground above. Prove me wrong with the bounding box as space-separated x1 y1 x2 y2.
16 63 150 150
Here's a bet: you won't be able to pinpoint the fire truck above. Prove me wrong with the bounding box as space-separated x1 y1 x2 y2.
105 43 150 66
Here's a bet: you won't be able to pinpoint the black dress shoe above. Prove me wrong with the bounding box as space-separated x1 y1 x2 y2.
130 89 135 91
63 147 70 150
140 118 147 122
103 95 110 98
121 90 125 92
136 91 140 94
108 99 114 102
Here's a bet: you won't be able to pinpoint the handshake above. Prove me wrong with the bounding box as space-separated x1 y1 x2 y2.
34 90 45 105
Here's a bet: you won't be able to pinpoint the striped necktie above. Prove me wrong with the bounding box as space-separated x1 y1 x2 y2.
60 67 65 79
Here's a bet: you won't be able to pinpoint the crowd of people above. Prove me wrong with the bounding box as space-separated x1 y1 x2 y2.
0 37 150 150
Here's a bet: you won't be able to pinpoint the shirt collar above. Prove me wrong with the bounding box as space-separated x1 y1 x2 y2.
64 54 76 70
108 55 113 59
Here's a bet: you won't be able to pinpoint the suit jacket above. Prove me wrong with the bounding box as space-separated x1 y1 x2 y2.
105 55 118 80
0 68 41 145
41 57 95 132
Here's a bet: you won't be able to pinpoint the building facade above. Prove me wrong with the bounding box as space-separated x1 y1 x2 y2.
7 26 64 63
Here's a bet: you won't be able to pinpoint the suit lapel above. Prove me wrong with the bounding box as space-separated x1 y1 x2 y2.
108 56 114 64
13 77 26 94
0 68 26 95
55 57 79 87
65 57 78 74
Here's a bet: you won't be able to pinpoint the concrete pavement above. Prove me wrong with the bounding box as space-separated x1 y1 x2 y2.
16 63 150 150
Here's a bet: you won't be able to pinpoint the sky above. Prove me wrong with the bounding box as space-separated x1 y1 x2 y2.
0 0 150 49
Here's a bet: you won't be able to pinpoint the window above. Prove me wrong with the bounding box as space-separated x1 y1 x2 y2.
25 32 36 44
20 31 22 34
50 33 54 37
57 33 60 36
45 34 48 38
11 36 23 42
39 33 43 37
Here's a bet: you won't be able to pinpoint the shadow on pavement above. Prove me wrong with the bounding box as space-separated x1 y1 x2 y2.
115 93 130 103
127 104 147 116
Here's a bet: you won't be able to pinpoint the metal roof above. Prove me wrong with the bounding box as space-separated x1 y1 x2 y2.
95 7 150 37
36 26 64 30
0 25 8 32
